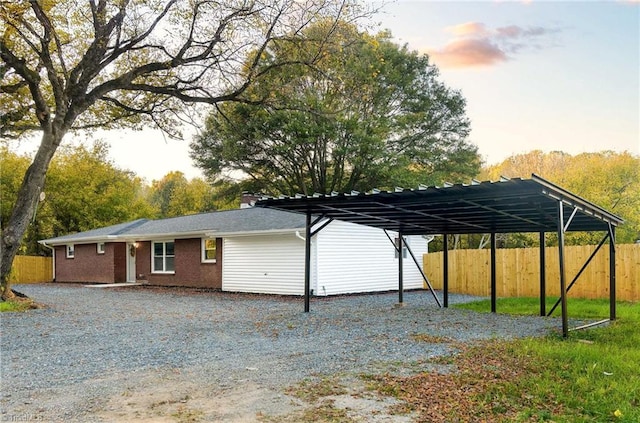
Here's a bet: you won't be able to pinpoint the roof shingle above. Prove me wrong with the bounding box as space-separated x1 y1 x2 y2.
40 208 306 245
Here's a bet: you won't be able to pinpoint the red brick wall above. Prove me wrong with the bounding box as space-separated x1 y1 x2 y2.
137 238 222 289
54 238 222 288
135 241 151 279
54 243 120 283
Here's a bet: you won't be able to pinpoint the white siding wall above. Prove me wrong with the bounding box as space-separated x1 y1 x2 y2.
315 220 430 295
222 233 306 295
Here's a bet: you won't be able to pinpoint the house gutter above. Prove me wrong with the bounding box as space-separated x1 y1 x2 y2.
203 228 306 239
37 240 56 282
424 235 435 253
42 228 308 246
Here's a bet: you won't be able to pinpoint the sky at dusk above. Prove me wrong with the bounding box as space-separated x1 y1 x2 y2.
377 0 639 172
15 0 640 182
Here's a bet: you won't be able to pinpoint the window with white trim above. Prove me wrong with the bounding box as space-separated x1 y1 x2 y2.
152 241 175 273
394 237 408 259
97 242 105 254
201 238 217 263
66 244 75 258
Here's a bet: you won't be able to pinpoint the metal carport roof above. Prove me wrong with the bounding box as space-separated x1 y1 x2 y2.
256 174 624 337
255 174 623 235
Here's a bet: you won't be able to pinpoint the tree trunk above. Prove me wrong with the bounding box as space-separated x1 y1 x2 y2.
1 130 61 300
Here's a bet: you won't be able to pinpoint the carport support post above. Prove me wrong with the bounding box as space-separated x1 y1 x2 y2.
490 233 497 313
557 202 569 338
443 234 449 308
539 232 546 316
609 225 616 321
304 211 312 313
398 232 404 304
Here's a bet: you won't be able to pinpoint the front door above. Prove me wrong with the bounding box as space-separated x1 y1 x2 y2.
126 242 136 283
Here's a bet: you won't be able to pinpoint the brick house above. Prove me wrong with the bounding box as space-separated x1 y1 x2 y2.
39 206 430 296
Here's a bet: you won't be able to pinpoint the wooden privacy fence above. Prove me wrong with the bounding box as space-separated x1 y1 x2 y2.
10 256 53 283
423 244 639 302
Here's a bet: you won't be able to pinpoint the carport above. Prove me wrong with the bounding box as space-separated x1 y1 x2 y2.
256 174 624 337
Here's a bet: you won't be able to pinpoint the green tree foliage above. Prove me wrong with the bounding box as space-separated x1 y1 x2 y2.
0 146 30 229
0 0 358 299
481 150 640 245
191 21 480 195
148 171 217 218
2 142 154 255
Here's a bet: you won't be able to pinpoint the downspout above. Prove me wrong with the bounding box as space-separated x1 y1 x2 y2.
296 231 308 293
424 235 435 253
38 241 55 282
296 230 320 297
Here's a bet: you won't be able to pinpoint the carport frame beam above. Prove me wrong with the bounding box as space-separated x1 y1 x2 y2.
609 224 616 321
384 231 442 308
443 235 449 308
398 232 404 304
540 232 546 316
557 202 569 338
490 232 497 313
304 212 312 312
303 213 335 312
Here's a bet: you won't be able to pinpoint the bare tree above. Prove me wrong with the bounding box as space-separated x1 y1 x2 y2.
0 0 360 300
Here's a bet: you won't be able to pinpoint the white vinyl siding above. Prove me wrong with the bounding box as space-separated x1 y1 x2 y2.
222 234 306 295
314 220 428 296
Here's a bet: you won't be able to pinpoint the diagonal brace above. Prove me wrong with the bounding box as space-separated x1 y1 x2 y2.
547 232 610 316
384 230 442 308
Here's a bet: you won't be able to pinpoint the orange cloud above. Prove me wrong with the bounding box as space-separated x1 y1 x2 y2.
428 38 507 68
445 22 488 37
427 22 559 69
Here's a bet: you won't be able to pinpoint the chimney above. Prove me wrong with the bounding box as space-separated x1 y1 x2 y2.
240 192 261 209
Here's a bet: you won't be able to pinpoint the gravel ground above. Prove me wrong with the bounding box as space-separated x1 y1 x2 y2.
1 283 564 422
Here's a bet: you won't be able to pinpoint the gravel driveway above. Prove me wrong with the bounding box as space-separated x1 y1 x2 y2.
1 284 562 422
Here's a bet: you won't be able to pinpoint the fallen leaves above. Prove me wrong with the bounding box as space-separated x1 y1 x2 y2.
368 341 565 422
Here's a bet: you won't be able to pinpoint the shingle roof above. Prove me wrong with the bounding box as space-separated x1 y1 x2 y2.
39 219 149 244
39 208 306 245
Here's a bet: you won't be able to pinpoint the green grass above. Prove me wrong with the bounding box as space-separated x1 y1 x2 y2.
454 297 640 422
0 300 34 312
454 296 625 320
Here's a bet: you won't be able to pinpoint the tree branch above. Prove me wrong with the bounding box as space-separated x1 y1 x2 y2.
0 40 49 127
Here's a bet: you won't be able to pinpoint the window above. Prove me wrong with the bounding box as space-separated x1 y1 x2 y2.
394 237 408 259
97 242 105 254
152 241 175 273
66 244 75 258
202 238 217 263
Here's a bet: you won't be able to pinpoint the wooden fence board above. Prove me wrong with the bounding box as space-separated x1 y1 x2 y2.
423 244 639 302
10 256 53 283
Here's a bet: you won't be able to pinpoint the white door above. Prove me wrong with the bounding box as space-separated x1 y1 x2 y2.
126 242 136 282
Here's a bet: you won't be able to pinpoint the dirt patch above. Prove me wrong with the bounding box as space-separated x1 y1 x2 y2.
94 368 298 422
94 370 416 422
